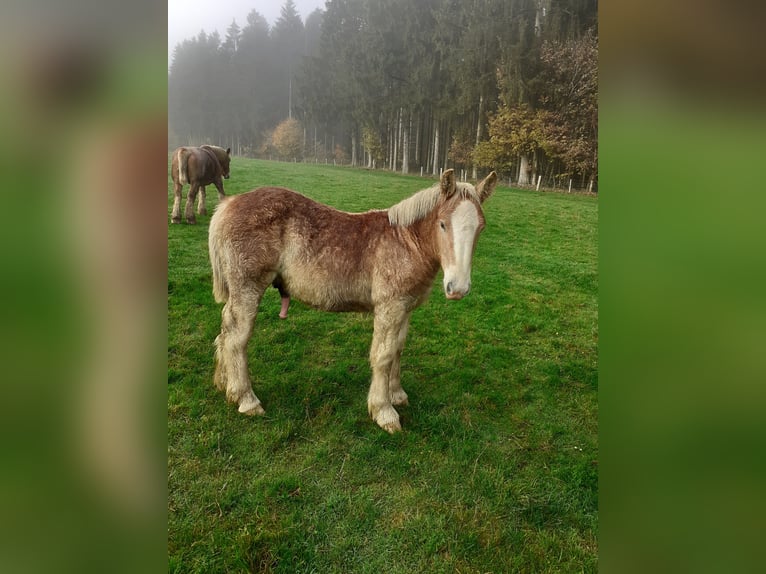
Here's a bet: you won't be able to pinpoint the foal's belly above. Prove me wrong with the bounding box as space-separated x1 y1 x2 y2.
279 274 374 313
312 299 374 313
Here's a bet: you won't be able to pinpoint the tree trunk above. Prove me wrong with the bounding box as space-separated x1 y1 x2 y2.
443 120 450 172
392 111 400 172
397 108 403 172
426 113 433 173
351 132 357 166
402 109 410 174
432 121 439 175
472 95 483 180
414 111 421 169
518 154 531 185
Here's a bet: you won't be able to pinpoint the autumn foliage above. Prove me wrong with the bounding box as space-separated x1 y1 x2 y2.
474 31 598 188
272 117 303 160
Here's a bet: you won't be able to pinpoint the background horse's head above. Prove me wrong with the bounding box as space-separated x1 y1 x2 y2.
435 169 497 300
203 145 231 179
218 147 232 179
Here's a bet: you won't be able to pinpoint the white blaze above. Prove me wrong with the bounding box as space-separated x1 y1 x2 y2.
443 201 481 299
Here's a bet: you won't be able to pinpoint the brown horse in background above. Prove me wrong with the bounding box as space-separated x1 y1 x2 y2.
208 169 497 433
170 145 231 224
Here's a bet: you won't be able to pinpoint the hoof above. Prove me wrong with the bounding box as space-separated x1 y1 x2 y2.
186 219 197 225
238 393 265 416
279 313 288 319
171 217 181 224
391 390 409 406
379 419 402 434
371 405 401 433
239 402 265 416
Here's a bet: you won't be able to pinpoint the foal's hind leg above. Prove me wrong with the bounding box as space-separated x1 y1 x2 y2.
196 186 207 217
214 286 266 415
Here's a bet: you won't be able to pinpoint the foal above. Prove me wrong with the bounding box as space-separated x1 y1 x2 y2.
208 169 497 432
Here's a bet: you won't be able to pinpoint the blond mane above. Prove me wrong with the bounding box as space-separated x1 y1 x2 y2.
387 181 479 227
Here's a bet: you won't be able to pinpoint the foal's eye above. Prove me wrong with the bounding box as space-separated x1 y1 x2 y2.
439 221 446 231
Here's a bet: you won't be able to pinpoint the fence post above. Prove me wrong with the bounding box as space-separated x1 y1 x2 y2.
536 175 542 191
568 179 572 193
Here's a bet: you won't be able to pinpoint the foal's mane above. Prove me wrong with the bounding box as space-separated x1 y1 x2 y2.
387 182 480 227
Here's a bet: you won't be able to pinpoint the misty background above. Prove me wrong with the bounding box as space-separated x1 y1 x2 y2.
168 0 598 190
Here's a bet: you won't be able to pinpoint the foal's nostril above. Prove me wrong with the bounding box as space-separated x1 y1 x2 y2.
446 281 453 295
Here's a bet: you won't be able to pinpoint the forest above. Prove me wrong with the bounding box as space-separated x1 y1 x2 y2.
168 0 597 191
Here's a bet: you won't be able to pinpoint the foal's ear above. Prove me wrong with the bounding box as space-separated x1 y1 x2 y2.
226 147 231 156
440 169 456 197
476 171 498 203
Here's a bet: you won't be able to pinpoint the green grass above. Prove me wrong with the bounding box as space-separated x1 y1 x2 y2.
168 159 598 573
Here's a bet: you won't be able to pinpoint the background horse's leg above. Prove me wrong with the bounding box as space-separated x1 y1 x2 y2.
197 185 207 217
388 314 411 407
213 178 226 202
215 287 265 415
368 303 408 433
185 182 199 224
171 180 183 224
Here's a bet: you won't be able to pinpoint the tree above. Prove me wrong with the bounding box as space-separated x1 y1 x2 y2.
473 104 541 182
272 0 305 119
362 125 384 168
272 117 304 159
536 29 598 187
235 11 274 152
222 20 240 56
167 0 598 187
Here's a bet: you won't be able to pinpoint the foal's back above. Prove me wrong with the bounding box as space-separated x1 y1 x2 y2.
214 187 397 312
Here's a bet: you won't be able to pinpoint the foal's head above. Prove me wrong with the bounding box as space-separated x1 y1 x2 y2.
435 169 497 300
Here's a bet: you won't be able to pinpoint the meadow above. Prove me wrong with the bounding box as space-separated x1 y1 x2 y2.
168 158 598 573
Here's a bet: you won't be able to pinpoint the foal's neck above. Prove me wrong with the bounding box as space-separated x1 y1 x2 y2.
406 210 441 268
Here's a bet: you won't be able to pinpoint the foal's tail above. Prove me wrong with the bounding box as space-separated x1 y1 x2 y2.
208 201 230 303
176 148 189 185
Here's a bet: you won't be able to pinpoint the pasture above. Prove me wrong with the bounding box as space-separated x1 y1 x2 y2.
168 159 598 572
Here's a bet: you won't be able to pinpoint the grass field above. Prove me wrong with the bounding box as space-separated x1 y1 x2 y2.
168 159 598 573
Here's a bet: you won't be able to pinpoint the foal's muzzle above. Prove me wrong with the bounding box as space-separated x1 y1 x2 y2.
445 280 470 300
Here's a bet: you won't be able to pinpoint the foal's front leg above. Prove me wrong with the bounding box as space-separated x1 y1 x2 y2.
368 305 408 433
388 314 411 407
